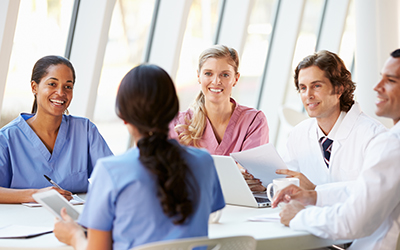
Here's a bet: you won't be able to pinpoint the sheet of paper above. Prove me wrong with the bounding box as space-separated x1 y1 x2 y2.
248 212 281 222
21 202 42 207
0 225 52 239
22 194 85 207
230 143 287 187
71 194 85 205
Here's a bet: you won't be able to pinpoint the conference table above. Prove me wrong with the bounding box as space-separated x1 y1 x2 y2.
0 196 349 250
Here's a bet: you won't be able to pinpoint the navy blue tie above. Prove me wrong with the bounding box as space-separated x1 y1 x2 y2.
320 137 333 168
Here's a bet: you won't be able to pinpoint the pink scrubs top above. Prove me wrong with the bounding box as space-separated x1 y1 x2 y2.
169 99 269 155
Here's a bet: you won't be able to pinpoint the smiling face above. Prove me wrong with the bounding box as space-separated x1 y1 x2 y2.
31 64 74 117
298 66 342 124
198 57 239 105
374 56 400 124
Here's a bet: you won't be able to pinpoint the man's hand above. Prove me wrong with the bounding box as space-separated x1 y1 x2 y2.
279 200 305 226
271 184 317 208
276 169 316 190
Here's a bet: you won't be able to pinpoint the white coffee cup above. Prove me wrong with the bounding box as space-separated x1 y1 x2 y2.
266 177 299 201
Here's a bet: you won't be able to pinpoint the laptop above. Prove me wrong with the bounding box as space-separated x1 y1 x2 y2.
212 155 270 208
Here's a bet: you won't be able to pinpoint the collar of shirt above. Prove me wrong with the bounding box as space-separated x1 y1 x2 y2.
316 111 347 156
316 111 347 140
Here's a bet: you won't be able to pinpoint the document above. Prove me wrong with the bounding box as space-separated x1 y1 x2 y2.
22 194 85 207
248 211 281 222
230 143 287 187
0 225 52 239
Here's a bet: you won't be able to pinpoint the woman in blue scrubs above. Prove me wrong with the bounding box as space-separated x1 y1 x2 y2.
53 64 225 250
0 55 113 203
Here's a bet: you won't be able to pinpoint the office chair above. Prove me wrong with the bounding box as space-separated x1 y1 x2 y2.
131 235 257 250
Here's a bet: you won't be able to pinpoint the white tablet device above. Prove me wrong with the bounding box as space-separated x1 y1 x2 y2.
32 189 80 221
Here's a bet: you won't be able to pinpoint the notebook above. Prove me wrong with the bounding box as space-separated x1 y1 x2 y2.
212 155 270 208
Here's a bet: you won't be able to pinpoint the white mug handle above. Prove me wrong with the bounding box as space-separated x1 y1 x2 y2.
267 183 274 201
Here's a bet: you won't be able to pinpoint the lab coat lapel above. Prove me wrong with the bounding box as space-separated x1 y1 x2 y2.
330 103 361 165
309 119 329 172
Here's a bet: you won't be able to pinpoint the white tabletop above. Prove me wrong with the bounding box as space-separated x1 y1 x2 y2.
209 205 349 249
0 201 348 250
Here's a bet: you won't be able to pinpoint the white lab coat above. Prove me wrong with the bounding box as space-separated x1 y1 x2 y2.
283 103 387 186
290 122 400 250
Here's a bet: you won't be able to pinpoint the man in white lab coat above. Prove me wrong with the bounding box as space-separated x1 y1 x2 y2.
272 49 400 250
277 50 386 190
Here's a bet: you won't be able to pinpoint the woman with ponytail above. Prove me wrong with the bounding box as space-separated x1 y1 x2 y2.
169 45 269 191
0 55 113 203
53 64 225 250
169 45 269 154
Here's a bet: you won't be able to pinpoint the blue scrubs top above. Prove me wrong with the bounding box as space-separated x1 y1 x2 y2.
79 140 225 250
0 113 113 193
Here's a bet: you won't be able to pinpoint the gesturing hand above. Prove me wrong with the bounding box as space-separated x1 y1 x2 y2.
271 184 317 208
279 200 306 226
276 169 316 190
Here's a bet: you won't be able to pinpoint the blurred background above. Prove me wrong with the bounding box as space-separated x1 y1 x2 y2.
0 0 399 155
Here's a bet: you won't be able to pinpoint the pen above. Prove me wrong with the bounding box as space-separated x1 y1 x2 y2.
43 175 63 190
43 175 85 203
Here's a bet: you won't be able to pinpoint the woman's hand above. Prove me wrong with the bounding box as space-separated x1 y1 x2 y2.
34 187 73 201
240 168 266 192
54 208 86 247
275 169 316 190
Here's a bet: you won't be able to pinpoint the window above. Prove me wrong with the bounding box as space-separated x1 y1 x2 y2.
174 0 221 111
93 0 156 154
2 0 74 127
339 0 355 73
283 0 325 112
233 0 276 108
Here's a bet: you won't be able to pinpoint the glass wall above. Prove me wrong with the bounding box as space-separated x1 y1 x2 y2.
2 0 74 126
339 0 355 75
93 0 156 154
276 0 324 152
0 0 370 154
283 0 325 113
232 0 276 108
174 0 221 111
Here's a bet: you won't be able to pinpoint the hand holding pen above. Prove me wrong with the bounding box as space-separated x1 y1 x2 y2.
42 175 73 201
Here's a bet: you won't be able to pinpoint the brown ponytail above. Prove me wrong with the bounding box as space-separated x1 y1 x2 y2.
116 64 198 224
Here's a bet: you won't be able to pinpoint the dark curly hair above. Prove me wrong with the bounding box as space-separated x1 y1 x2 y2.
294 50 355 112
116 64 198 225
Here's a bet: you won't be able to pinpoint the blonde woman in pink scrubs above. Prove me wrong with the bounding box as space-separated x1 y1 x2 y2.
169 45 269 191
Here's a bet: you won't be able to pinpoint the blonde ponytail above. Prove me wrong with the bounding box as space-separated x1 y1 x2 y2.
174 91 207 147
